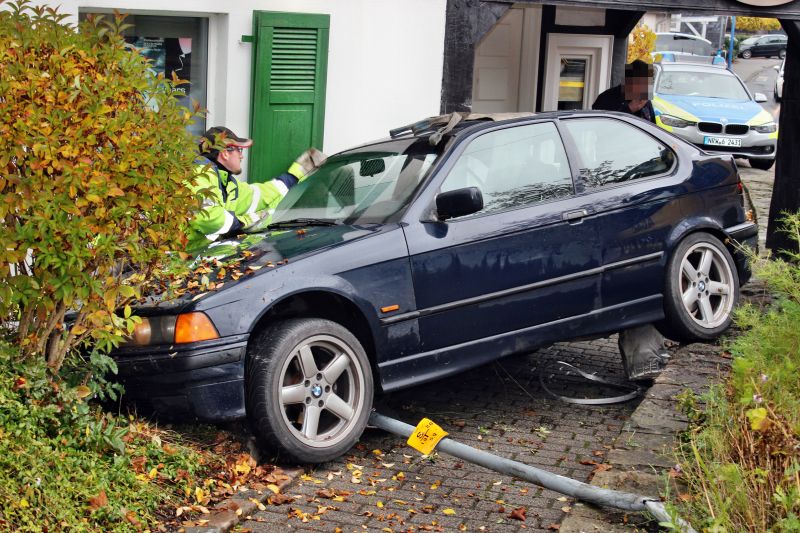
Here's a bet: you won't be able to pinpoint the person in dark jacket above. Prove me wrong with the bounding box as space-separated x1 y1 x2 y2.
592 59 655 123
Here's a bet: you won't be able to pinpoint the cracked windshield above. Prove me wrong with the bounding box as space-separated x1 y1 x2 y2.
266 140 440 227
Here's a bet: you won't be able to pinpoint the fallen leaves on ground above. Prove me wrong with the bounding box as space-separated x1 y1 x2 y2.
509 506 527 521
87 490 108 511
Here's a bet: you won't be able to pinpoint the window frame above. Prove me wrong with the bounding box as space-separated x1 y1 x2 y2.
434 120 578 220
556 116 678 195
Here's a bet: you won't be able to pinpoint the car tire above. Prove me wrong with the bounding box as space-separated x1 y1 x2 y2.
779 49 786 59
749 158 775 171
741 49 752 59
246 318 373 463
658 232 739 343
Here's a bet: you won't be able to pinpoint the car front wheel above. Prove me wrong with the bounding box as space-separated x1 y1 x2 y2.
741 49 752 59
658 233 739 343
246 318 373 463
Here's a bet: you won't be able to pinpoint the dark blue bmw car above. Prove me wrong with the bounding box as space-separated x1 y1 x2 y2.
113 112 757 463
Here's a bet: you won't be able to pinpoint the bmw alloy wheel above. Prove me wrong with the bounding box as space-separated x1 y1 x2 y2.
678 242 735 329
277 334 368 448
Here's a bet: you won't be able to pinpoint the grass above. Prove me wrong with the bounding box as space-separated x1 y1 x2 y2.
667 214 800 532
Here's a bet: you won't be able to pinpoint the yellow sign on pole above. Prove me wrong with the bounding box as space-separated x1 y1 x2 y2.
407 418 448 455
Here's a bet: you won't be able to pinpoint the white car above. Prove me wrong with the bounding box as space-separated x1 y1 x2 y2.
775 57 785 102
653 32 721 64
652 62 778 170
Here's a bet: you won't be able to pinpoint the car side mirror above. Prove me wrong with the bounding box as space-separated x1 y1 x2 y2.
435 187 483 221
754 92 768 103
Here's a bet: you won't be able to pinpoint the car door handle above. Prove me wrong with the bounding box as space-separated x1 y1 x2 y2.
562 209 588 222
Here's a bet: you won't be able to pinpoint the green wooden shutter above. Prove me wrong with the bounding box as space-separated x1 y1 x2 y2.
249 11 329 182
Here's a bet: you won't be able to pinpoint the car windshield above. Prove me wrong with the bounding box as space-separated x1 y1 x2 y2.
269 138 440 225
741 37 759 45
656 70 750 100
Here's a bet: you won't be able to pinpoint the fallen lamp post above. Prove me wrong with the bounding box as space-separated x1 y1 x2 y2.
368 411 696 533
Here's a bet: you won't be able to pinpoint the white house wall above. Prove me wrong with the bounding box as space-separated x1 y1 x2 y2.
34 0 447 167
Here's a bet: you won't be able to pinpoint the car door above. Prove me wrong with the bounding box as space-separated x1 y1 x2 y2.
402 121 601 354
558 116 681 327
756 37 773 57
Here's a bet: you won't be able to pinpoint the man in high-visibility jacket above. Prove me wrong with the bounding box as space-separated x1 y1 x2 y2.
187 126 325 252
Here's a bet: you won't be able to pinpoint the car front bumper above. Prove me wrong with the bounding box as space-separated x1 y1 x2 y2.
111 335 249 421
660 123 777 161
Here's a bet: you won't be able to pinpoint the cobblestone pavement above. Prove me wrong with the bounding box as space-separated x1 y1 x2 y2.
738 162 773 251
239 337 642 532
221 165 775 533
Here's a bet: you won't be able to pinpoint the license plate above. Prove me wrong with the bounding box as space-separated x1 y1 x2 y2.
704 136 742 148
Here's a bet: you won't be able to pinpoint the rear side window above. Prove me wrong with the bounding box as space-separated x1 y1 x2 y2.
441 122 573 215
563 118 675 189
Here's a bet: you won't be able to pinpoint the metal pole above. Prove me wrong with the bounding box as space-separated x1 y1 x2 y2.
369 412 698 532
728 16 737 70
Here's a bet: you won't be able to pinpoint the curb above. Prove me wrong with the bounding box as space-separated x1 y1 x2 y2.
186 466 305 533
559 340 728 532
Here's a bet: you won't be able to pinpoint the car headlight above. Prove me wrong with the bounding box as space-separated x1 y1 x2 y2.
751 122 777 134
659 115 696 128
129 312 219 345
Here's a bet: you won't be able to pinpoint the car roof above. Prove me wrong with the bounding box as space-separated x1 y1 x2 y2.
381 110 639 146
655 62 734 75
655 32 712 44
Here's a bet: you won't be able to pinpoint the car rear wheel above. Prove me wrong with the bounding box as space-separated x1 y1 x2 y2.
741 49 752 59
658 233 739 343
779 49 786 59
749 158 775 171
246 318 373 463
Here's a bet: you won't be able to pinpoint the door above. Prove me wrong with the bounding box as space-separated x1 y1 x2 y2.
559 116 680 323
471 9 523 113
403 121 601 353
250 11 329 182
471 7 541 113
543 34 612 112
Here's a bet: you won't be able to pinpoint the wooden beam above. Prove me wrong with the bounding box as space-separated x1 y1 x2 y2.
768 19 800 256
509 0 800 19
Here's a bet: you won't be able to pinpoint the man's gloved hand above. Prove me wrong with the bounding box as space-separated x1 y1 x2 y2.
288 147 328 181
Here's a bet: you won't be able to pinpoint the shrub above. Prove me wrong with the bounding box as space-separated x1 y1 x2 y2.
735 17 782 34
671 213 800 532
0 1 201 371
0 341 210 531
627 23 656 64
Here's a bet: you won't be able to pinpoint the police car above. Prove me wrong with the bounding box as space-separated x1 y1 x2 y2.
652 62 778 170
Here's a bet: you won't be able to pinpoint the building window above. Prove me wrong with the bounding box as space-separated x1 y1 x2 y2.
79 13 208 137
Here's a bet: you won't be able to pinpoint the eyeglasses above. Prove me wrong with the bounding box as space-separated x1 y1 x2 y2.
225 146 245 154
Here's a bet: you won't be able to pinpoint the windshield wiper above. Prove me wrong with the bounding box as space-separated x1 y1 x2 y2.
267 218 339 229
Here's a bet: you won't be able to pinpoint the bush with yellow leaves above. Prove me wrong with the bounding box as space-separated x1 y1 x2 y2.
627 23 656 64
0 1 203 371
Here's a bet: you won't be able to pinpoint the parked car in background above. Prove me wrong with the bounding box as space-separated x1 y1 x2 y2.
738 34 787 59
775 56 785 101
654 32 721 64
652 62 778 170
108 112 757 463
